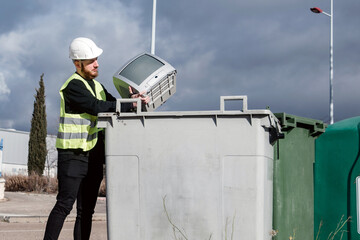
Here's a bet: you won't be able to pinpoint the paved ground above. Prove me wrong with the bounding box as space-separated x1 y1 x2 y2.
0 192 107 239
0 221 107 240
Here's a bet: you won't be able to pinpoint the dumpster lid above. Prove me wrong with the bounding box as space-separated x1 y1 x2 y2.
98 96 283 143
274 112 326 137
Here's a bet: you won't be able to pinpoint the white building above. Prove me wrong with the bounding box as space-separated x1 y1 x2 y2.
0 128 57 177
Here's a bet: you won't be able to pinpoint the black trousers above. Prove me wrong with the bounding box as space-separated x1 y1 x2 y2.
43 145 104 240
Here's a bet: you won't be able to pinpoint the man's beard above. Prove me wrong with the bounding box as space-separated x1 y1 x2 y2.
81 63 98 80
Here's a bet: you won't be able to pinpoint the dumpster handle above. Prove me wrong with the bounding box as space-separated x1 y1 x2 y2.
116 98 142 115
220 96 248 112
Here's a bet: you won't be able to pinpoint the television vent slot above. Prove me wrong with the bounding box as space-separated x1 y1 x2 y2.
148 72 176 103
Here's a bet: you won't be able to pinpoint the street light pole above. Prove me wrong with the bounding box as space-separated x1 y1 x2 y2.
310 0 334 124
151 0 157 55
329 0 334 125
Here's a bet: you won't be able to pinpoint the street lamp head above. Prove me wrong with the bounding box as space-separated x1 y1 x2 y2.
310 7 323 14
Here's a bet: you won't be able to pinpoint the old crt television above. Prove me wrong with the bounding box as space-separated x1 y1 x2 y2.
113 53 177 111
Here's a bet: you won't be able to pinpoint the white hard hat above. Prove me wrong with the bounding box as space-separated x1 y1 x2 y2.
69 37 103 60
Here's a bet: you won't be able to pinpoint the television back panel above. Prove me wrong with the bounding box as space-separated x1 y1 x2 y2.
145 71 176 111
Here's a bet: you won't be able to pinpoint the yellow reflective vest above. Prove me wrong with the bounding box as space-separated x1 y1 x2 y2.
56 73 106 151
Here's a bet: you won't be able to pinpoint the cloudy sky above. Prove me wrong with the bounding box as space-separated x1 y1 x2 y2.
0 0 359 134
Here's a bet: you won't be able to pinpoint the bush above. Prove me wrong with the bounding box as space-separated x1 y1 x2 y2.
99 178 106 197
5 174 58 193
4 175 28 192
4 175 106 196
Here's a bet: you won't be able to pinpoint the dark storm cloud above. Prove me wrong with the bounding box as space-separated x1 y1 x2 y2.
0 0 359 133
0 1 52 32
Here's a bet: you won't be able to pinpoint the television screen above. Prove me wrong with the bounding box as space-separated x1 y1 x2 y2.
113 53 176 112
120 54 164 85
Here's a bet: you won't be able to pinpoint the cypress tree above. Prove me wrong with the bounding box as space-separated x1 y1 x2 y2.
28 74 47 176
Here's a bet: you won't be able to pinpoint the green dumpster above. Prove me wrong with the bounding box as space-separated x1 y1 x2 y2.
273 113 326 240
315 116 360 240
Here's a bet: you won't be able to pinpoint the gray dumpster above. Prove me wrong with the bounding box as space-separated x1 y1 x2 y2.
98 96 281 240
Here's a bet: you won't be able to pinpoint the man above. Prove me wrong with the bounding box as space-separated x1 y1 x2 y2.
44 37 148 240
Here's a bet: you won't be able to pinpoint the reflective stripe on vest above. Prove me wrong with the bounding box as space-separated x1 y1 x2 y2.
59 117 97 128
57 132 97 141
56 73 106 151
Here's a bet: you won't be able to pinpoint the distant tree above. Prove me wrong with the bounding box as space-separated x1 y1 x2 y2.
28 74 47 176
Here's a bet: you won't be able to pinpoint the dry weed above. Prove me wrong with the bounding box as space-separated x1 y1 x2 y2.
4 174 106 196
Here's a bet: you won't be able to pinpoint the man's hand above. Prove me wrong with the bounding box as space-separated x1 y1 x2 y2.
129 86 150 107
